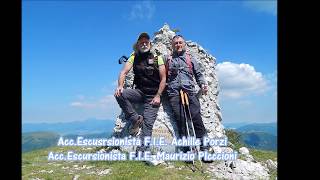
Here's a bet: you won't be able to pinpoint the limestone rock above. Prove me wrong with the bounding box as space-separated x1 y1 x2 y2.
266 159 277 171
208 159 270 180
239 147 250 155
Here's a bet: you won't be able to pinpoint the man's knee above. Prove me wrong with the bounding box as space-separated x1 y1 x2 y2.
142 112 157 128
141 122 153 138
114 94 122 101
115 95 127 108
169 96 180 106
115 90 131 101
143 121 154 130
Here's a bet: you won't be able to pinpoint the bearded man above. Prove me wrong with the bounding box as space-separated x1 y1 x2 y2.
114 32 166 152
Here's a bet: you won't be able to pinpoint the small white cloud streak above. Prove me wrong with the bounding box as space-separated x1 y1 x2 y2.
70 95 117 109
70 102 97 108
243 1 277 16
69 93 120 120
128 1 156 21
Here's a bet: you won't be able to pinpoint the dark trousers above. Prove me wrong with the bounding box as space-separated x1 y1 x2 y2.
115 89 160 149
169 94 207 151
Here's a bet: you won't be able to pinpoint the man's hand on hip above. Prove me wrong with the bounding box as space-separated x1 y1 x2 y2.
150 95 161 106
201 84 208 95
115 87 124 97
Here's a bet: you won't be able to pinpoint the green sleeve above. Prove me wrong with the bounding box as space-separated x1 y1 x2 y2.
157 56 164 66
128 55 134 64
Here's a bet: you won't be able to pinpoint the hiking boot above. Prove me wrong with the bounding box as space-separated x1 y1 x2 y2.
129 115 143 136
201 158 213 163
135 147 144 158
200 146 214 163
180 147 194 164
184 160 193 164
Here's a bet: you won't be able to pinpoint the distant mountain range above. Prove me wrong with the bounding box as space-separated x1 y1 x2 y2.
22 119 115 152
224 122 277 151
22 131 112 152
22 131 60 152
240 131 277 151
236 122 277 136
223 122 252 129
22 118 115 135
22 120 277 152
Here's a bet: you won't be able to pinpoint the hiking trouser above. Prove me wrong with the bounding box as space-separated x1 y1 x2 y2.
115 89 160 149
169 94 207 152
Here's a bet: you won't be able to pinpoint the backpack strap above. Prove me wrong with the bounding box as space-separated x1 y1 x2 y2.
165 51 193 76
131 54 138 89
185 51 193 75
165 54 173 77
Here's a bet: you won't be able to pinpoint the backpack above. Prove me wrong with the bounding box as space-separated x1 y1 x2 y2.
130 51 160 89
129 52 159 68
165 51 193 77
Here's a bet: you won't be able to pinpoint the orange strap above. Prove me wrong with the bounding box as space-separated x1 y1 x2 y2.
166 52 193 76
184 92 189 105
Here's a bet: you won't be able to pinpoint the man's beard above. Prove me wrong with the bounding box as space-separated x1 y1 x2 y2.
176 47 186 54
139 45 150 53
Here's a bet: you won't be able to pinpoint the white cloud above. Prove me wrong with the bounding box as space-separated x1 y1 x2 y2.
99 95 118 108
70 102 96 108
128 1 155 21
243 1 277 16
69 94 120 120
101 80 118 94
70 94 117 109
216 62 270 99
265 70 277 84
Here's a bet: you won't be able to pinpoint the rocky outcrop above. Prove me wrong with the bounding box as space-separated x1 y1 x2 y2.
208 159 270 180
206 146 271 179
265 159 277 171
113 23 225 153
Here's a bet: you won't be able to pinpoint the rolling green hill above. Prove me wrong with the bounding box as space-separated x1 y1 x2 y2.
23 119 115 135
22 131 113 152
22 131 60 152
224 122 277 151
225 129 277 151
240 131 277 151
236 122 277 136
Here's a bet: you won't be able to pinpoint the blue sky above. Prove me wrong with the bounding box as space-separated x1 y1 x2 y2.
22 0 277 124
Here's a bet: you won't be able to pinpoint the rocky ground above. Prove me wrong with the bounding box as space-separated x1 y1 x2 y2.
22 145 277 180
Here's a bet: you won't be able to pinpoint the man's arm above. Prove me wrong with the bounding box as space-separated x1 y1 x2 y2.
191 57 208 95
157 64 167 96
150 57 166 105
191 57 206 86
115 61 133 97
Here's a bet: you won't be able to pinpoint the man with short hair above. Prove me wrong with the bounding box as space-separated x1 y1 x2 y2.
114 32 166 152
166 35 211 161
